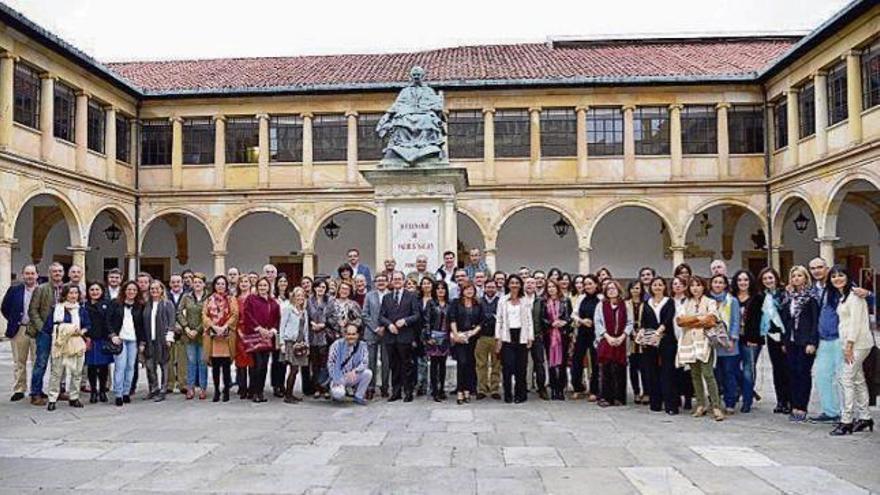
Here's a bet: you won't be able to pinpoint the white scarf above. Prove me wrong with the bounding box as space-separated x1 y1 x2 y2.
53 301 80 329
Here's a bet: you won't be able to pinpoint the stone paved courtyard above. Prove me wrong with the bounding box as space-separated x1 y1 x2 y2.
0 345 877 494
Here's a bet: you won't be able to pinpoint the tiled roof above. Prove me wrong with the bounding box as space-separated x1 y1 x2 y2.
105 38 798 95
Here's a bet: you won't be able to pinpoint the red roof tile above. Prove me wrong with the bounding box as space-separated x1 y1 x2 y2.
105 38 798 95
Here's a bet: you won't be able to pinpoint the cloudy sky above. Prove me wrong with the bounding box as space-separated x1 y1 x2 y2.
6 0 851 62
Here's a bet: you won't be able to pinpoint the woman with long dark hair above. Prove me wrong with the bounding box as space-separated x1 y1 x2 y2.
307 278 332 399
542 280 572 400
450 280 483 404
235 276 253 399
108 281 143 407
424 280 451 402
240 277 280 403
625 280 647 404
676 276 724 421
572 274 601 400
732 269 761 413
758 267 791 414
671 275 694 410
203 275 238 402
177 273 210 400
595 280 632 406
84 281 113 403
495 274 533 403
639 277 678 414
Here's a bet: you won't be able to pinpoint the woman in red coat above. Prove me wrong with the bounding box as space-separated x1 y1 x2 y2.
240 277 280 403
235 277 254 399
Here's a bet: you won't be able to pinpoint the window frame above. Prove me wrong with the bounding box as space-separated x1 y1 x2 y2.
586 107 624 157
773 98 788 150
680 105 717 155
116 114 131 163
53 81 76 143
447 110 484 159
826 61 848 126
139 119 172 166
494 109 530 159
269 115 303 163
356 113 384 161
862 41 880 110
539 108 577 158
727 104 764 155
182 117 215 165
312 114 348 162
797 82 816 139
633 106 670 156
86 100 105 154
13 61 41 129
225 116 259 164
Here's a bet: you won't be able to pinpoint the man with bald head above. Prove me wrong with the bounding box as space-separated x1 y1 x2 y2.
263 264 278 296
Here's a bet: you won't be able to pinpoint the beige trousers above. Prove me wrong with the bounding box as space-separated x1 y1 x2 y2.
839 347 872 424
475 336 501 395
10 325 35 394
49 354 84 402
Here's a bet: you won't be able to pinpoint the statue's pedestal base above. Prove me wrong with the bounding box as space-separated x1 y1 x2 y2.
362 166 469 274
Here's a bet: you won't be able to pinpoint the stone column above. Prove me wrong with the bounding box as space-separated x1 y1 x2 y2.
622 105 635 181
482 108 495 182
213 115 226 189
716 103 730 179
0 238 12 331
374 200 388 267
301 112 314 186
771 245 782 272
125 253 137 280
68 246 89 273
257 113 270 187
301 248 315 279
39 73 55 161
211 250 227 278
576 105 588 180
171 116 183 189
766 103 776 160
104 105 117 182
346 111 358 184
74 91 89 172
484 240 497 274
443 199 457 255
578 246 592 275
816 236 838 265
0 53 14 149
669 104 683 179
529 107 541 180
669 244 686 272
129 119 138 167
814 71 829 156
846 50 863 145
786 89 799 168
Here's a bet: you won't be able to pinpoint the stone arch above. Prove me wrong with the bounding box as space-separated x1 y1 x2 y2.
85 203 137 255
682 198 767 239
455 204 491 246
0 194 8 239
139 207 217 252
493 200 581 246
821 171 880 240
14 187 84 246
310 206 377 274
495 203 580 273
771 191 818 247
309 204 376 249
220 206 304 252
586 199 676 248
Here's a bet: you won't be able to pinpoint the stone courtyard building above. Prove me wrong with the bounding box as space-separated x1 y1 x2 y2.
1 0 879 318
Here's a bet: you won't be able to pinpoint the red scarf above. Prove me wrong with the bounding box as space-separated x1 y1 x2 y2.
597 300 627 365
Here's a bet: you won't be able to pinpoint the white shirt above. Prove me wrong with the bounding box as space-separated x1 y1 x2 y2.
107 286 120 300
507 300 523 329
150 302 158 341
21 285 35 325
120 305 136 341
648 297 669 324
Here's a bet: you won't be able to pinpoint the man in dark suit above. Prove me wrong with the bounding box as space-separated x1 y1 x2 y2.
1 264 39 401
379 270 421 402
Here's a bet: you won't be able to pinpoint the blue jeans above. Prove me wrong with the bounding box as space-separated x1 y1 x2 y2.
739 342 762 409
29 331 52 397
186 343 208 389
814 338 842 417
113 340 138 398
716 354 743 408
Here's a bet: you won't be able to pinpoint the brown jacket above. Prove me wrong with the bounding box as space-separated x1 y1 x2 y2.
201 295 239 363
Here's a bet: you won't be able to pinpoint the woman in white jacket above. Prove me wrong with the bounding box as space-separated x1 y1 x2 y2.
829 266 875 436
495 274 534 404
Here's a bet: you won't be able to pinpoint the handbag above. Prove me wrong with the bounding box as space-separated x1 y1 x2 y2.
102 338 124 356
292 342 309 358
430 330 448 346
705 318 731 349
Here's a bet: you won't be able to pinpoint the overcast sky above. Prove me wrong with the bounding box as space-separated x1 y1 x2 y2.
6 0 851 62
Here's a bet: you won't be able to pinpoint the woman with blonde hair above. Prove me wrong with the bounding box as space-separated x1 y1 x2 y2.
202 275 238 402
780 265 819 422
676 276 724 421
142 280 176 402
279 286 310 403
235 276 254 399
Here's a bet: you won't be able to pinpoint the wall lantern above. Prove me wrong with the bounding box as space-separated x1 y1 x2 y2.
793 210 810 234
552 215 571 238
103 223 122 243
323 217 341 240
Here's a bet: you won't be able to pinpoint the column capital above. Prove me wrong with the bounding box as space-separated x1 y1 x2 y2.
578 246 593 253
0 52 17 61
39 72 56 81
212 114 226 123
300 112 314 119
300 248 316 256
66 245 91 253
256 113 270 121
169 116 184 124
344 110 358 118
484 248 498 256
668 103 684 111
575 104 589 112
783 87 800 96
814 236 840 243
528 106 542 114
102 104 118 113
843 49 863 60
0 237 17 247
75 90 91 99
715 102 731 110
814 69 828 78
621 104 636 112
210 250 228 257
668 244 687 252
482 107 495 115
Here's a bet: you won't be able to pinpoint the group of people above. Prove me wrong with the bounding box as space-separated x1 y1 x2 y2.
2 247 876 436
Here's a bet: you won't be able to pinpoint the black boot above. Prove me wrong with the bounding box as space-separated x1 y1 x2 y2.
213 389 221 402
830 423 854 436
89 391 98 404
222 388 230 402
854 418 875 433
99 391 108 403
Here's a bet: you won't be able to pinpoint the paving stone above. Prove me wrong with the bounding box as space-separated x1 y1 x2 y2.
749 466 870 495
274 445 341 466
452 446 506 468
208 464 339 494
430 408 474 422
314 431 386 446
538 467 638 495
502 446 564 467
0 438 59 457
331 445 401 466
557 446 638 467
98 441 217 463
690 446 778 467
25 440 116 460
421 431 478 447
620 466 705 495
395 444 453 466
676 464 782 494
476 467 544 495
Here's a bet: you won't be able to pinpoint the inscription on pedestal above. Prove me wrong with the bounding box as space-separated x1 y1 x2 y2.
391 205 440 272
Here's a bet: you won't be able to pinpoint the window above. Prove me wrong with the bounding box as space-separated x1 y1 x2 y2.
116 115 131 163
13 62 40 129
53 81 76 142
494 109 530 158
540 108 576 157
225 116 259 163
862 41 880 110
357 113 384 161
633 106 669 155
312 114 347 162
447 110 484 159
182 117 214 165
728 104 764 154
140 119 171 166
774 98 788 150
587 107 623 156
269 115 302 162
827 62 848 125
798 83 815 139
87 101 105 153
681 105 717 154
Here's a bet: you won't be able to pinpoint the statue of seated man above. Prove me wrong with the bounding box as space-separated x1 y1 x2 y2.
376 66 446 167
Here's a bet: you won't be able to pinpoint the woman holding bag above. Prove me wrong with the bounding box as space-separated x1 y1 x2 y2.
676 276 724 422
639 277 678 414
202 275 239 402
279 287 310 403
240 277 280 403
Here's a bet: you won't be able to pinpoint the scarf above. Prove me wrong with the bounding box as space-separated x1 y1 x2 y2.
760 289 783 338
710 293 732 327
789 288 812 327
206 292 232 328
597 300 627 365
546 298 563 367
53 301 80 329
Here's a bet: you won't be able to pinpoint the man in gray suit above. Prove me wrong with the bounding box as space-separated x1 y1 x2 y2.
362 273 390 400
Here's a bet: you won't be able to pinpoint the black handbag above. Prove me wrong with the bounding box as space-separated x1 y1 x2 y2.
102 338 123 356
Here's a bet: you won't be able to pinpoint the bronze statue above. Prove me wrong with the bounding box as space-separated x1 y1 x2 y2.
376 66 447 168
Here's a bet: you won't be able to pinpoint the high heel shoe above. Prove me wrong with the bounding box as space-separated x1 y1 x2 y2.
456 393 465 405
213 390 221 402
854 418 874 433
89 391 98 404
830 422 854 436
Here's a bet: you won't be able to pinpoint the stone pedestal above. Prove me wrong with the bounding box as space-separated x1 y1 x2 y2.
362 167 468 274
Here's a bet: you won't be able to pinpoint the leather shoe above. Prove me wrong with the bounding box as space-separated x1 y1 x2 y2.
122 395 131 403
31 396 47 406
68 399 83 408
476 393 487 400
99 391 108 403
388 393 401 402
10 392 24 402
491 393 501 400
403 394 414 403
47 402 56 411
115 397 124 407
